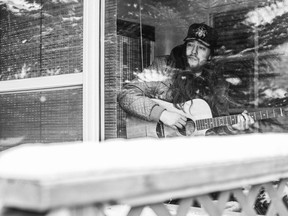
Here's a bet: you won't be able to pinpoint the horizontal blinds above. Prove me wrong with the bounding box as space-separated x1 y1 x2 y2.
0 6 41 80
0 0 83 80
41 1 83 76
0 87 83 148
0 1 84 145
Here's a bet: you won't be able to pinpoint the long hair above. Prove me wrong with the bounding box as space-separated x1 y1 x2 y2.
167 43 218 110
170 68 216 110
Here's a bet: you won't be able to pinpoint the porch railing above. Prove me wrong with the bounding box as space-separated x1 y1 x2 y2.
0 134 287 216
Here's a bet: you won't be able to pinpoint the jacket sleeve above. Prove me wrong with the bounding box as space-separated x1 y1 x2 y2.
117 57 171 122
117 80 166 122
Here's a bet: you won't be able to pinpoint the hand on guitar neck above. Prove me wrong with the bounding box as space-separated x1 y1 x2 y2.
126 98 288 138
160 107 254 132
229 110 255 131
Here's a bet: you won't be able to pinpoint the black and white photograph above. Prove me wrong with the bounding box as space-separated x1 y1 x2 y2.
0 0 288 216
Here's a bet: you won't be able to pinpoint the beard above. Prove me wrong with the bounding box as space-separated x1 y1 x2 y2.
170 71 211 110
187 56 199 67
187 55 208 70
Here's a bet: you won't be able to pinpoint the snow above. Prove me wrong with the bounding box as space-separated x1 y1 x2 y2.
244 0 288 27
135 68 170 82
0 0 41 13
0 134 287 181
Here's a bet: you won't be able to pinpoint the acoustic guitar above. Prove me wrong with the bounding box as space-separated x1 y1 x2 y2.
126 98 288 138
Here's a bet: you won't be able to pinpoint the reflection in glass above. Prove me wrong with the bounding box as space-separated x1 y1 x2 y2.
0 0 83 80
0 88 83 147
106 0 288 138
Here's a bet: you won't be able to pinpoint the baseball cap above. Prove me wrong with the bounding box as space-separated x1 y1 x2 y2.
184 23 218 49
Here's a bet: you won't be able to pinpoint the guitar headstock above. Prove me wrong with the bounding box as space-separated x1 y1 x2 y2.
266 97 288 116
266 97 288 107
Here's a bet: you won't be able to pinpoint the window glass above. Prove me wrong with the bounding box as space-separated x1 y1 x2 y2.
0 0 83 80
0 0 83 147
105 0 288 139
0 88 83 148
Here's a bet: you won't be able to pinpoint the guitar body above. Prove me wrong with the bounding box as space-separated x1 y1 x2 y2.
126 99 213 138
126 97 288 138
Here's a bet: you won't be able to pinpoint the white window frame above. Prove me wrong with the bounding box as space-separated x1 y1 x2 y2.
0 0 104 142
83 0 105 142
0 74 82 94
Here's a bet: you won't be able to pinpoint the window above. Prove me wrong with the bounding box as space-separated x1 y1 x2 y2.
104 0 288 139
0 0 88 147
0 1 83 80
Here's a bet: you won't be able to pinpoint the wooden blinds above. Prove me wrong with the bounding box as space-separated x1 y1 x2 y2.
0 88 83 149
0 0 83 80
0 1 84 146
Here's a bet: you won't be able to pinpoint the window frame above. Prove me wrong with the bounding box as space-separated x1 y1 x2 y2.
83 0 105 142
0 0 104 143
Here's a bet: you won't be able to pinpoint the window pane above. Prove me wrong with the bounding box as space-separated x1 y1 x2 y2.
0 87 83 149
40 88 83 142
0 92 41 145
105 0 288 139
213 1 288 132
41 1 83 76
0 3 41 80
0 0 83 80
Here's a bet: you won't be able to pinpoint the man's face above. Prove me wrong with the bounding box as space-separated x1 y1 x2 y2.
186 40 211 69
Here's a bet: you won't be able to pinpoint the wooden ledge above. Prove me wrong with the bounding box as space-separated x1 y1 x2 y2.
0 134 287 211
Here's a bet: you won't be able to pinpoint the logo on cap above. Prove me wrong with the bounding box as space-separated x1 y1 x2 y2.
195 27 207 38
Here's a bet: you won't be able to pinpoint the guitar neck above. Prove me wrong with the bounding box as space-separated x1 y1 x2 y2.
195 107 286 131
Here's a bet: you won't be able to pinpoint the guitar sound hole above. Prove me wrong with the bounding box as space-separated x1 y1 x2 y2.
178 119 195 136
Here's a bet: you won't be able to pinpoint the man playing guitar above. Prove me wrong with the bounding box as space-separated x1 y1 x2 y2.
118 23 254 137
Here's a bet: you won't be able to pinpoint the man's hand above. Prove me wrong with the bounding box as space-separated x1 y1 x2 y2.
231 110 255 131
159 110 187 129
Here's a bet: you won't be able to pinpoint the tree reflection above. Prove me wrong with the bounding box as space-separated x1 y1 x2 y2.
116 0 288 132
